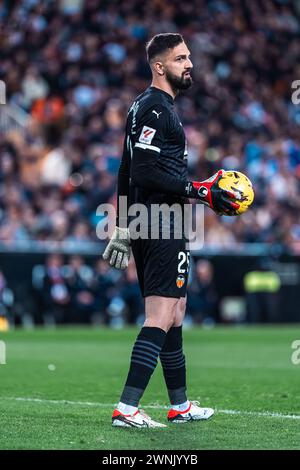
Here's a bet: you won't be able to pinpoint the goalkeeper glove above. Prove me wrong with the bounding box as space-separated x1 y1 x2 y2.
102 226 131 270
185 170 240 215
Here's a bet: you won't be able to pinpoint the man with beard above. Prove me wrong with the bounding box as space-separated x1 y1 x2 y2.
103 33 238 428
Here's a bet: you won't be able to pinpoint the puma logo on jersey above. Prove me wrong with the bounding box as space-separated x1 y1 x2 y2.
152 110 162 119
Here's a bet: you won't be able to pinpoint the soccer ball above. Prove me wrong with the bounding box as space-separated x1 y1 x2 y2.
218 171 254 215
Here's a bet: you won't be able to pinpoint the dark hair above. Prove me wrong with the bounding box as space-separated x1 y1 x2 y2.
146 33 184 62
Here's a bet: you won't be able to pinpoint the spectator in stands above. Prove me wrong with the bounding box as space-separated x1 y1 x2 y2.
93 258 118 324
188 259 218 325
38 254 70 325
65 255 96 323
0 270 14 330
244 259 281 323
119 260 143 325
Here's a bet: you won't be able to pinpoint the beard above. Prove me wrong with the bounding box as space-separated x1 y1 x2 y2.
165 69 193 91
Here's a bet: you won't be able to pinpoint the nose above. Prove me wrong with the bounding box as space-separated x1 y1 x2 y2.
186 58 193 70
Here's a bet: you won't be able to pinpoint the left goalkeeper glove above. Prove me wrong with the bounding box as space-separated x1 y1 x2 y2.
102 227 131 270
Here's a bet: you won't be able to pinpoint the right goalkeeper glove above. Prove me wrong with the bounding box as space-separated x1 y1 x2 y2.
185 170 240 215
102 226 131 270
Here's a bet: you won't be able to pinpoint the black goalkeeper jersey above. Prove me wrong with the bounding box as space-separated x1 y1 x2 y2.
117 87 189 225
128 86 188 181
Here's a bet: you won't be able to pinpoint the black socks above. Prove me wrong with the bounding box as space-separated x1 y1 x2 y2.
160 326 187 405
120 326 166 407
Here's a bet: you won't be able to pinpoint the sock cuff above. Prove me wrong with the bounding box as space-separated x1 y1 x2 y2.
161 326 182 352
167 326 182 337
138 326 166 347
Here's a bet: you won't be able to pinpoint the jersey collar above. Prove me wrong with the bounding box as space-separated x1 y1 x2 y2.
149 86 174 104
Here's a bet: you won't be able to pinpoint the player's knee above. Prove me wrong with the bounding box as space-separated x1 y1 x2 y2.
176 297 187 318
152 309 176 332
144 296 178 332
179 297 187 314
149 309 177 332
143 314 175 332
165 310 177 332
173 297 187 327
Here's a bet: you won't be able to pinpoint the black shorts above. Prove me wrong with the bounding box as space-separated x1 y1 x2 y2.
131 237 190 298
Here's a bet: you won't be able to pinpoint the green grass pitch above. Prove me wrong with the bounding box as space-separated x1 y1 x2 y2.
0 326 300 450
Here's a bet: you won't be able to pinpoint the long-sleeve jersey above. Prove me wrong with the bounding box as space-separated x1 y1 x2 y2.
117 86 191 226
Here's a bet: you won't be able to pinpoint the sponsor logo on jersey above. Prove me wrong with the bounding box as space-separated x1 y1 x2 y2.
138 126 157 144
176 275 185 288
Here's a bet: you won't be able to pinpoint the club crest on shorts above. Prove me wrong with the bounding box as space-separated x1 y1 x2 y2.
176 275 185 288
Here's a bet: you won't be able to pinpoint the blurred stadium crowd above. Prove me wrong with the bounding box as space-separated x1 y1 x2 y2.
0 256 226 327
1 0 300 249
0 0 300 325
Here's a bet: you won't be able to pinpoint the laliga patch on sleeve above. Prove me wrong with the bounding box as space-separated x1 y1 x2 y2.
138 126 156 144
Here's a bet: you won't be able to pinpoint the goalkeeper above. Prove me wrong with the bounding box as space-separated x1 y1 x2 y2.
103 33 239 428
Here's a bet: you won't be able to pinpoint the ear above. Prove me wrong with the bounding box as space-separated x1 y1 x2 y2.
153 61 164 76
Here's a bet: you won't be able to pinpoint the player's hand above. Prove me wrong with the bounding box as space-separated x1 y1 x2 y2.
102 226 131 270
189 170 240 215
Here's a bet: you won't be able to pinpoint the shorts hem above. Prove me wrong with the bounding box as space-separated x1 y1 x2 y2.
143 291 185 299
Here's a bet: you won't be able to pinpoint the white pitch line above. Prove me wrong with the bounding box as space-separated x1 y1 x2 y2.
2 397 300 420
216 409 300 420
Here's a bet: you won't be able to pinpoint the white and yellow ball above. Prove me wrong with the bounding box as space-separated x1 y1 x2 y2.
218 171 254 215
